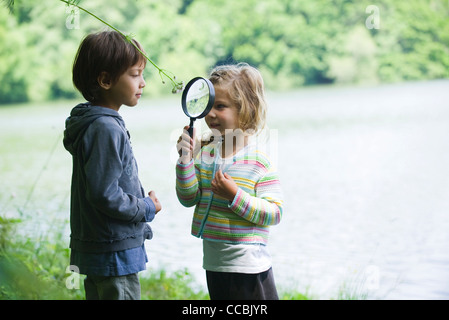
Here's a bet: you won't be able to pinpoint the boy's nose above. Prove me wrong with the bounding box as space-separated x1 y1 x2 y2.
140 78 146 88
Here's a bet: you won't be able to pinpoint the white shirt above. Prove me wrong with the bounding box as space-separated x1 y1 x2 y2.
203 240 272 274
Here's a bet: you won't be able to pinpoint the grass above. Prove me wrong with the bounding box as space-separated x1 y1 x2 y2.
0 213 315 300
0 212 207 300
140 269 210 300
1 212 316 300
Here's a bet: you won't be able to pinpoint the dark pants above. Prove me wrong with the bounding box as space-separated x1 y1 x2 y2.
206 267 279 300
84 273 140 300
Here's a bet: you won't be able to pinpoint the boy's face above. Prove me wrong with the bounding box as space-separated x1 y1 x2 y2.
100 62 146 110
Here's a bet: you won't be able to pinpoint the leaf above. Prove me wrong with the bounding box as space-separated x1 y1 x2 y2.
1 0 14 13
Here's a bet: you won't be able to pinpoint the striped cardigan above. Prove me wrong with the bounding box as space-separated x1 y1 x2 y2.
176 142 283 245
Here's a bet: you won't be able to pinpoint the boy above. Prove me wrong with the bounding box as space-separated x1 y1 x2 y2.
63 31 161 300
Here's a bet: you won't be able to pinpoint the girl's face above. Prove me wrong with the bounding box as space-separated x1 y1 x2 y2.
205 85 240 135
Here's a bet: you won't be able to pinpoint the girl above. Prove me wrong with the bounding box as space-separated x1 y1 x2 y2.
176 63 283 300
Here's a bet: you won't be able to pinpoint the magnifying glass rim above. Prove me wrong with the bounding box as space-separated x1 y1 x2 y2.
182 77 215 119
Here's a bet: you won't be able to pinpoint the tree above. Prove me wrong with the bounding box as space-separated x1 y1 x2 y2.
1 0 448 104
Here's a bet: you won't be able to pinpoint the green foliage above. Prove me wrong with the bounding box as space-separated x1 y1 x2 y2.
0 216 21 250
0 211 209 300
58 0 184 93
0 214 79 299
0 0 448 103
140 269 209 300
0 212 301 300
1 210 313 300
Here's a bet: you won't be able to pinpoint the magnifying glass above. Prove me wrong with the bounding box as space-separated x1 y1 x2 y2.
182 77 215 138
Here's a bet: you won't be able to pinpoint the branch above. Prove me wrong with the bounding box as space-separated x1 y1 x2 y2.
60 0 184 93
1 0 15 13
2 0 185 93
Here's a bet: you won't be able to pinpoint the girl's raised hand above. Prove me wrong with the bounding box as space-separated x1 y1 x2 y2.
211 170 238 201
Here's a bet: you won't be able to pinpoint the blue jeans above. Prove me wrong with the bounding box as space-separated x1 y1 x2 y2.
84 273 140 300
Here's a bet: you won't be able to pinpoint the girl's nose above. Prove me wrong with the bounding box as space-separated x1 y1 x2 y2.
206 108 216 118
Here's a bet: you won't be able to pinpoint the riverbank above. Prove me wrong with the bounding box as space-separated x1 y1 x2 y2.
0 214 312 299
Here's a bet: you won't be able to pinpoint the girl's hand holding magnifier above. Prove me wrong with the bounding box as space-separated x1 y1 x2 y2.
177 126 195 164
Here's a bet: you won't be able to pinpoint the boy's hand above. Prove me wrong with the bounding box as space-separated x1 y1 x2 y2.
177 126 195 164
211 170 238 201
148 191 162 214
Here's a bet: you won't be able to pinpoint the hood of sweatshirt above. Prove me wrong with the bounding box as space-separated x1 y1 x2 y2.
63 103 123 155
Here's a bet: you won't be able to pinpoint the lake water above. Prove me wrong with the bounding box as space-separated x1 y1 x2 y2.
263 80 449 299
2 80 448 299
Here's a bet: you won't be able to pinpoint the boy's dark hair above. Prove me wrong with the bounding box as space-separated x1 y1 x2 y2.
73 31 146 102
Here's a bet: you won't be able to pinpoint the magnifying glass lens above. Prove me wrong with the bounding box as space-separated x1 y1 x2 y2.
181 77 215 138
186 79 210 117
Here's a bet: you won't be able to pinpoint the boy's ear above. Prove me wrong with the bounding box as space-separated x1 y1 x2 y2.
98 72 112 90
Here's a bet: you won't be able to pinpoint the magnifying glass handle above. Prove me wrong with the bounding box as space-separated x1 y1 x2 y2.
188 118 195 138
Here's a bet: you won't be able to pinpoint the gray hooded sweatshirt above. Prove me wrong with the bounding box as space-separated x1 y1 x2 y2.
63 103 154 253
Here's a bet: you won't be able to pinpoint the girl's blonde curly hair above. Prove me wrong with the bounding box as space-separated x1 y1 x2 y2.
209 63 267 134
